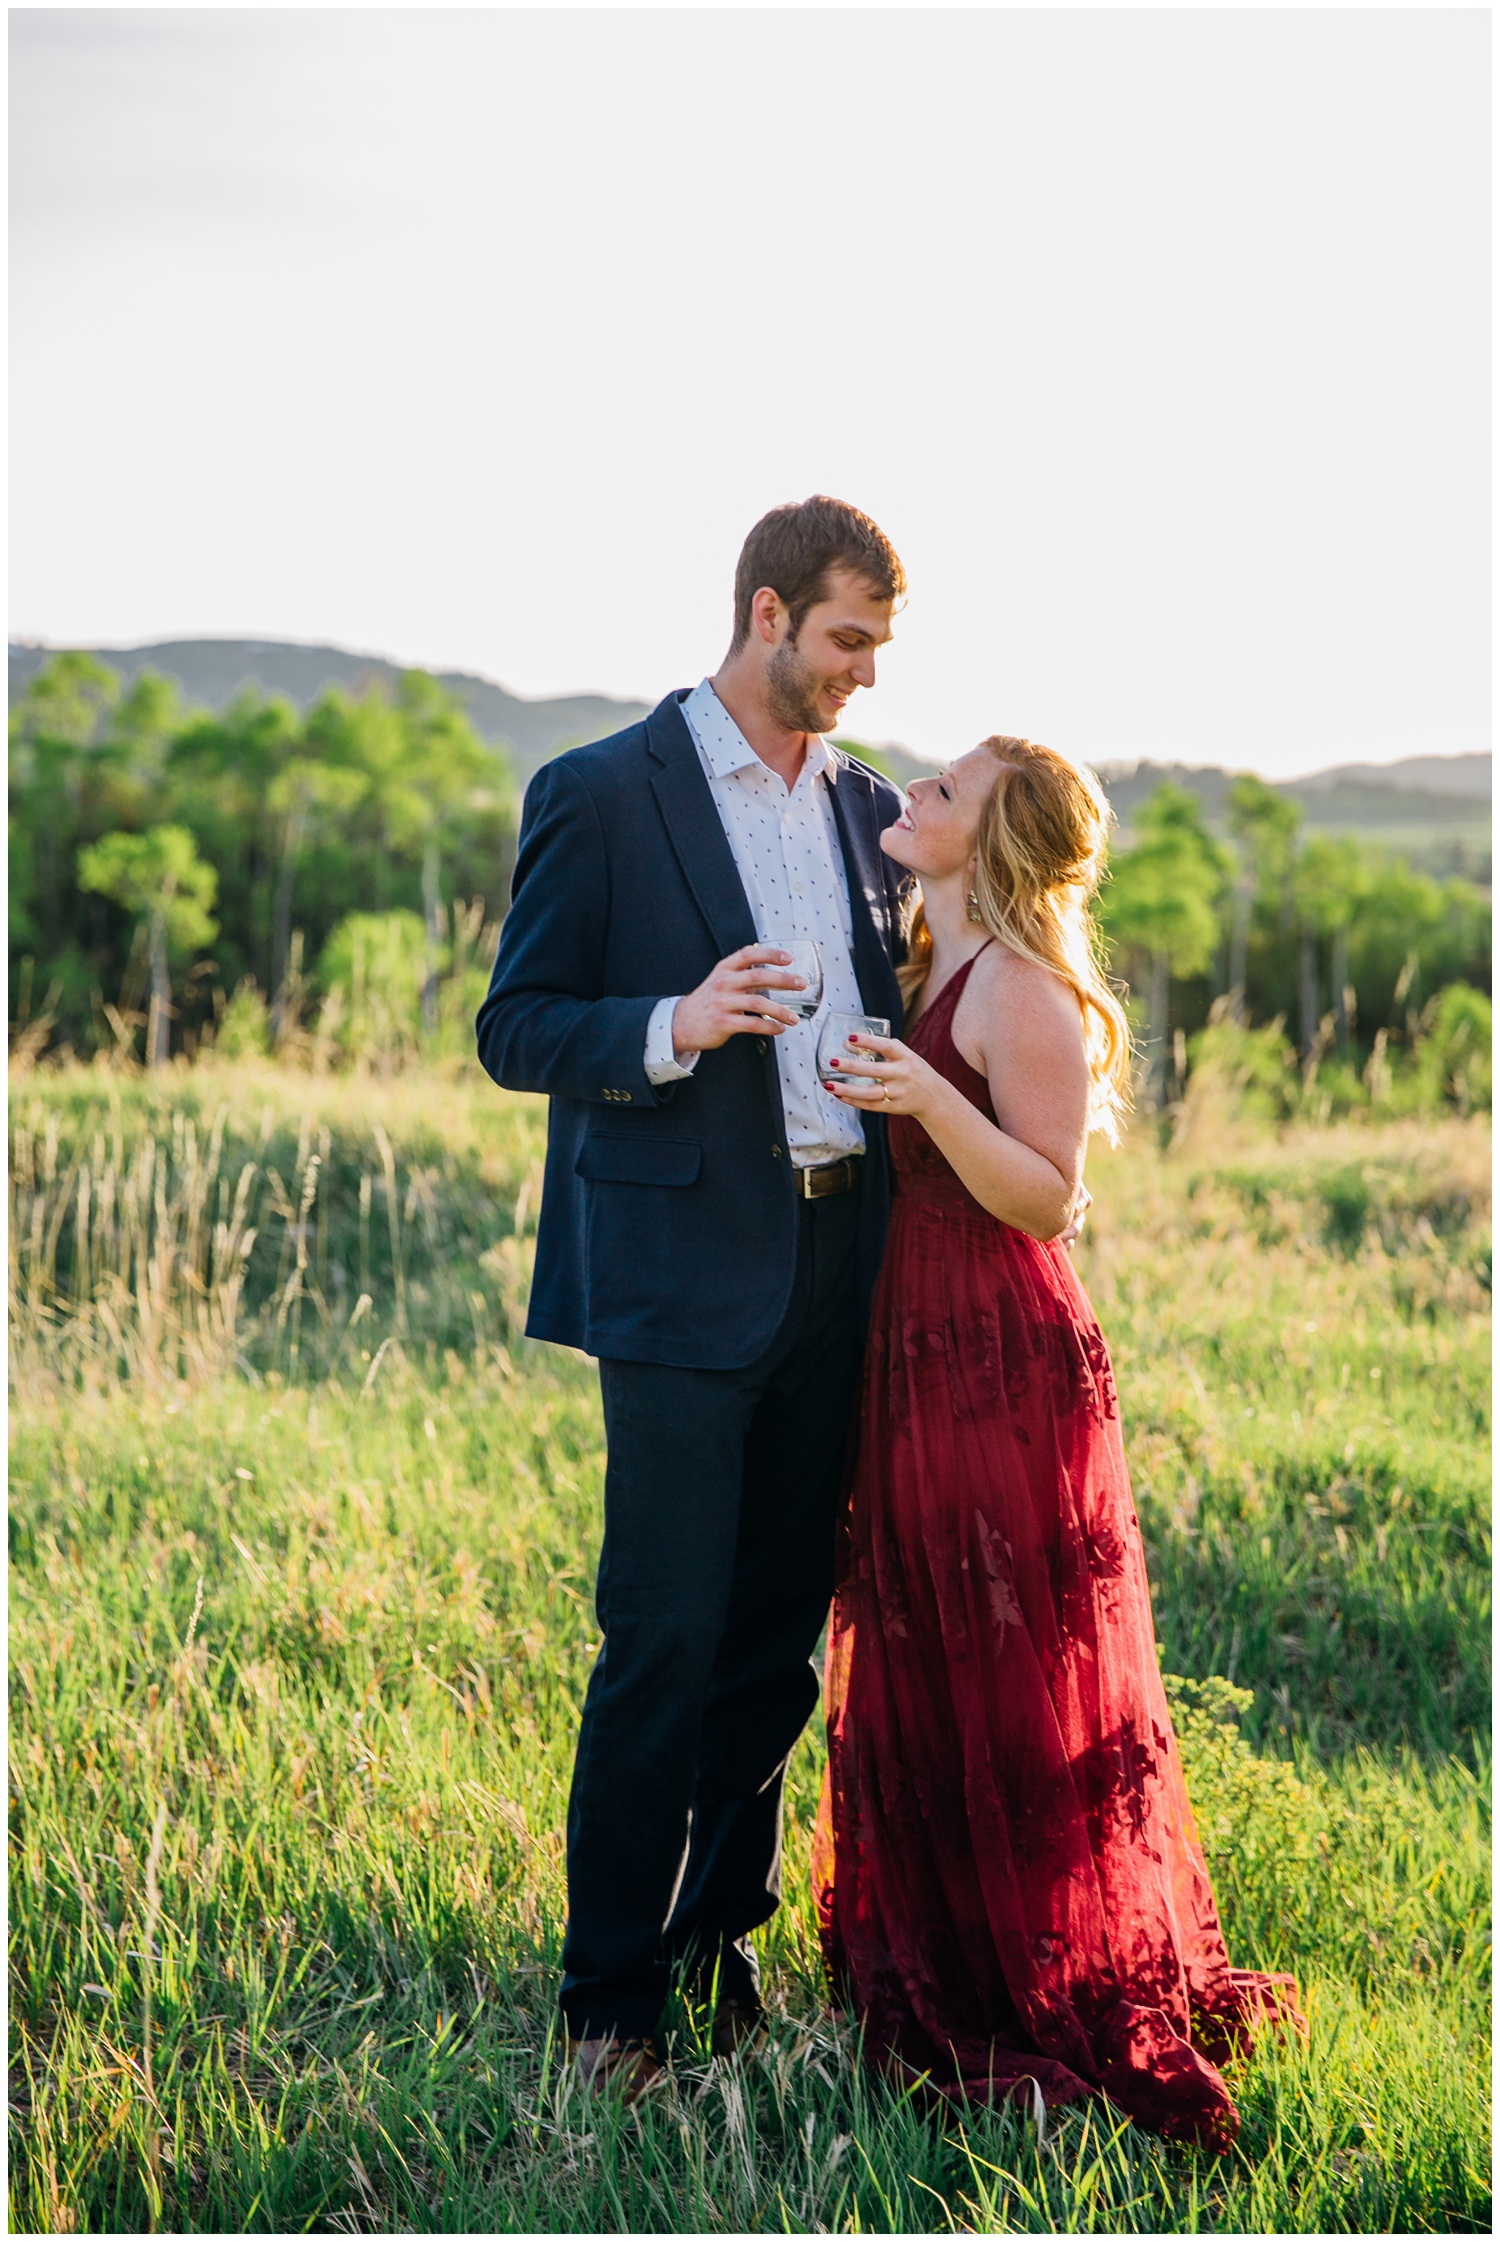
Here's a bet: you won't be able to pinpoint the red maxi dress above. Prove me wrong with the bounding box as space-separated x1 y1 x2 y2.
814 951 1304 2151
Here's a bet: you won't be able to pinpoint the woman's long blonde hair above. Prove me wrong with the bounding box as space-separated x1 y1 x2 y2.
896 736 1133 1141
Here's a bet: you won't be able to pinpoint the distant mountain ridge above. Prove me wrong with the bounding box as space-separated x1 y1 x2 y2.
1291 754 1490 799
9 641 1491 857
1090 753 1490 881
1092 753 1490 813
7 636 654 784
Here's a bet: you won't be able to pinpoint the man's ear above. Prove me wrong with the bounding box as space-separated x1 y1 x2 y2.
751 586 785 646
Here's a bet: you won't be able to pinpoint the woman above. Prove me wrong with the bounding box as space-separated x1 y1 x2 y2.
816 736 1303 2151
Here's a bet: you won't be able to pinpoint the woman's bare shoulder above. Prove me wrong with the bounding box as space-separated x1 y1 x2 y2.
959 942 1086 1059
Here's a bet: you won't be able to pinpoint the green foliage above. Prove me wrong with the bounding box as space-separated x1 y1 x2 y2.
1228 773 1300 883
76 826 218 956
1163 1674 1322 1879
11 648 123 746
1093 774 1490 1114
9 815 37 948
1417 984 1492 1118
1185 1015 1302 1124
1102 785 1229 982
1290 833 1370 938
319 909 433 1068
1185 1001 1493 1129
7 1069 1490 2231
7 644 1490 1113
212 979 272 1061
9 657 517 1060
315 901 500 1073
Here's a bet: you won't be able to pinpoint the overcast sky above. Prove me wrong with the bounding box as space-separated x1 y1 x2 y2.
9 6 1490 777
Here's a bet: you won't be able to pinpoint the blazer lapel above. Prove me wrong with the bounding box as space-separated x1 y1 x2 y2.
647 693 759 958
828 760 902 1024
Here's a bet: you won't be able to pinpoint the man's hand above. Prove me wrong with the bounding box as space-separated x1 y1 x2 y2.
672 946 807 1057
1059 1183 1093 1249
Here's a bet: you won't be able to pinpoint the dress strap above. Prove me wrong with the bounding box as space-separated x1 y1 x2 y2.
924 938 996 1020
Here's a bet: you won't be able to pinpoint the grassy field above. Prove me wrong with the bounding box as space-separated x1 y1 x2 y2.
8 1057 1491 2234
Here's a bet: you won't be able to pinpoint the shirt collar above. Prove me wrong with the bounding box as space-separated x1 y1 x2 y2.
804 732 840 784
684 677 839 785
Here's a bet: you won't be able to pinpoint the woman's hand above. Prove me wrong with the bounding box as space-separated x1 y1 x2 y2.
825 1032 948 1117
831 1028 1090 1247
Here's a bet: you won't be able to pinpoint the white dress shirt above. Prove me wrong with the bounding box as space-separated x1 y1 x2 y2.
643 678 870 1168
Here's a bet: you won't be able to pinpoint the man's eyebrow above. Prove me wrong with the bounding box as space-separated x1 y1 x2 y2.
830 620 895 645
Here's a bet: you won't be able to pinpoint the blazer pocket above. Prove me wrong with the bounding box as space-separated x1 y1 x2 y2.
576 1137 702 1187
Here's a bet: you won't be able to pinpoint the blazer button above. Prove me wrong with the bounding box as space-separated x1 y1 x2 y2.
771 1144 783 1160
755 1038 767 1055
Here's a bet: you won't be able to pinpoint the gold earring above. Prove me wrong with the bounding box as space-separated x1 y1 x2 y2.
966 890 983 924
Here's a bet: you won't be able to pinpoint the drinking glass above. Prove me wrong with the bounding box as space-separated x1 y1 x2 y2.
762 938 823 1021
817 1010 891 1088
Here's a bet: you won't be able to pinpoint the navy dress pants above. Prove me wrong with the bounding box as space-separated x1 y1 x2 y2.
559 1186 863 2043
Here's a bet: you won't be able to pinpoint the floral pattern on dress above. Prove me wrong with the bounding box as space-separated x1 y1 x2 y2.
815 951 1306 2151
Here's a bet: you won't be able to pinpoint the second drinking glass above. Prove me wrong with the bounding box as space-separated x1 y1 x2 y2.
817 1011 891 1087
765 939 823 1021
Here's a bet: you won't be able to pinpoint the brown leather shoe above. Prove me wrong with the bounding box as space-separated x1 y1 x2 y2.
567 2035 664 2104
710 2000 767 2060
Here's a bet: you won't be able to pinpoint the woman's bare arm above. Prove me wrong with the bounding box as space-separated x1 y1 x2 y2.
949 950 1090 1233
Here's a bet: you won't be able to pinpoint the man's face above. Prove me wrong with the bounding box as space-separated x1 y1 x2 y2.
763 566 895 734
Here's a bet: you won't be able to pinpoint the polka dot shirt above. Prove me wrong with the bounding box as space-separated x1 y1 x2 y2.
643 678 869 1165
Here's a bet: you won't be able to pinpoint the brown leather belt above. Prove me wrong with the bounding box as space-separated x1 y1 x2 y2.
796 1155 862 1200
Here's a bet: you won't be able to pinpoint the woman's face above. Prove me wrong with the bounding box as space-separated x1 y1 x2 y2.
879 746 997 880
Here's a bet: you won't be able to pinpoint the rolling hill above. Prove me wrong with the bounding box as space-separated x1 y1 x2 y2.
1092 754 1490 878
7 638 653 785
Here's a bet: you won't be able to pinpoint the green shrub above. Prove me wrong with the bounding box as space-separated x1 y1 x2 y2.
1418 984 1492 1116
319 908 431 1066
212 976 272 1059
317 904 497 1071
1169 1671 1323 1878
1185 1015 1300 1122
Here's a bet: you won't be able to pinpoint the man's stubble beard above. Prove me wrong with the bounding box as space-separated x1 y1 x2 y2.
765 635 836 735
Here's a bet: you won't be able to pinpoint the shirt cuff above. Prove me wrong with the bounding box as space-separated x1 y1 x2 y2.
644 996 699 1084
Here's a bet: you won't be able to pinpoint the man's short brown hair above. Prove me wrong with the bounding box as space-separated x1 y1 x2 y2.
731 495 906 652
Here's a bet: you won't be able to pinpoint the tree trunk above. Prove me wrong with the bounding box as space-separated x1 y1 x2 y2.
1331 922 1352 1048
421 837 442 1039
270 797 306 1045
1298 924 1318 1064
1227 880 1251 1022
146 909 170 1069
1146 951 1170 1110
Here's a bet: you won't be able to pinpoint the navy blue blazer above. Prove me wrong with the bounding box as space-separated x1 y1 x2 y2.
475 689 910 1369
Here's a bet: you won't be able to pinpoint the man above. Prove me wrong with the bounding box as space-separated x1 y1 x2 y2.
476 496 909 2096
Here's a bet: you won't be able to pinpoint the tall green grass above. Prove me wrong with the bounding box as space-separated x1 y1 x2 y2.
9 1061 1491 2232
